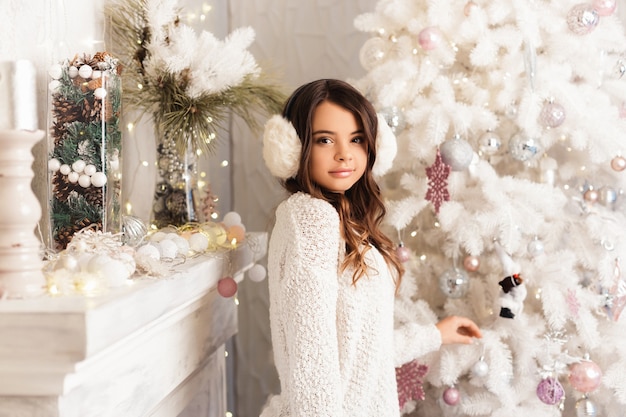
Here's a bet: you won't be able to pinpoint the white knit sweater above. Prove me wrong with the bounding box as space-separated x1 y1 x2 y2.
260 193 442 417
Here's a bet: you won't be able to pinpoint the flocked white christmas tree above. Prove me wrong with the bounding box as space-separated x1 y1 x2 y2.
352 1 626 416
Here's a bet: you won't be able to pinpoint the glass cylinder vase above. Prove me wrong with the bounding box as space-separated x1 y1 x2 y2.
46 52 123 251
151 130 200 229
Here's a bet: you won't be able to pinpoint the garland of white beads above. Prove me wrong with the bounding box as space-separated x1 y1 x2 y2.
48 157 108 188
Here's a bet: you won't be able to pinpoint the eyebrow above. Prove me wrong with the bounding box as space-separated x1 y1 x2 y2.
312 129 364 135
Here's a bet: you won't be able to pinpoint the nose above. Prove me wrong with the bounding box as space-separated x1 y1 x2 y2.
335 143 353 161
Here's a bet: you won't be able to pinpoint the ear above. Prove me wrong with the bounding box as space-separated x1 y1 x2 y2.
262 115 302 179
372 113 397 178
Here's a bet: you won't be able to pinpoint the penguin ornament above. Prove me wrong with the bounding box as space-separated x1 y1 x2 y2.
494 242 527 319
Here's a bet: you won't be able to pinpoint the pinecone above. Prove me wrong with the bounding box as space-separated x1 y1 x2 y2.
81 97 102 121
52 172 78 202
51 121 68 148
83 185 104 208
88 77 102 91
92 52 110 64
52 94 81 125
55 218 101 250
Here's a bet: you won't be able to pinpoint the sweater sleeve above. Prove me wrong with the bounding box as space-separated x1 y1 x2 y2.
393 299 442 367
276 195 344 416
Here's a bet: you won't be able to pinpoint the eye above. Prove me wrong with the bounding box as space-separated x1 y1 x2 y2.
316 136 332 144
352 136 364 144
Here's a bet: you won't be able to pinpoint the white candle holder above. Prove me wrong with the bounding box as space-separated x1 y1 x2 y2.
0 129 45 298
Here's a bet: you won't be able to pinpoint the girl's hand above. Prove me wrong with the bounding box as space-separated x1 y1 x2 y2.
436 316 482 345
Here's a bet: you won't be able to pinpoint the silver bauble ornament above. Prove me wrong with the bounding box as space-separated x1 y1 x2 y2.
122 215 149 246
478 131 502 156
599 186 618 206
440 135 474 171
379 106 406 134
575 397 597 417
508 134 541 161
438 268 470 298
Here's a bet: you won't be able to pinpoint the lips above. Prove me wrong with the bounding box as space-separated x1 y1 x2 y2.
329 168 354 178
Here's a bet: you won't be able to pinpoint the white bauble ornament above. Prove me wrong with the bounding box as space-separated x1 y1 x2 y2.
150 231 167 242
91 70 102 79
72 159 86 173
471 358 489 378
136 244 160 260
78 174 91 188
248 264 267 282
91 172 107 187
78 64 93 79
116 252 137 276
48 64 63 79
60 164 71 175
527 238 545 257
599 186 617 206
67 171 80 184
48 158 61 172
359 37 388 70
84 164 97 176
440 135 473 171
189 233 209 252
68 66 79 78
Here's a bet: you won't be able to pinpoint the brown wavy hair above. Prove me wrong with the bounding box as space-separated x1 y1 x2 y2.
281 79 403 289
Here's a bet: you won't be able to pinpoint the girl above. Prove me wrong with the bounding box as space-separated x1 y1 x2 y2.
261 79 481 416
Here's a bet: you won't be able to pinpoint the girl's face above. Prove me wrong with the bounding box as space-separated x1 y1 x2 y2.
310 101 368 194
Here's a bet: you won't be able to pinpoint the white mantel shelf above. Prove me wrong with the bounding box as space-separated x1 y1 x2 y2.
0 232 267 417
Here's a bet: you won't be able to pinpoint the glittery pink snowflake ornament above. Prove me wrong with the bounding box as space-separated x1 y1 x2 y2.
425 148 451 214
396 359 429 410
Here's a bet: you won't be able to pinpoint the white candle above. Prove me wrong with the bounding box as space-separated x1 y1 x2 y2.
0 60 38 131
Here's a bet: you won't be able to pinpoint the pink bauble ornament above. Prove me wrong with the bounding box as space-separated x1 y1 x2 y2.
583 189 599 203
442 386 460 405
218 276 238 298
567 4 599 35
569 360 602 393
418 27 443 51
463 255 480 272
536 377 565 405
396 244 411 263
611 156 626 171
539 101 566 128
592 0 617 16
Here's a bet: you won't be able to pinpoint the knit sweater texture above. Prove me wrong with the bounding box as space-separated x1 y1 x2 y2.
260 192 442 417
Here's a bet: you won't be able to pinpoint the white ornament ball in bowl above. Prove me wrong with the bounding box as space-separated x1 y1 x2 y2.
189 233 209 252
159 239 179 259
48 64 63 80
172 236 190 255
223 211 243 228
68 171 80 184
68 66 79 78
136 244 160 260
